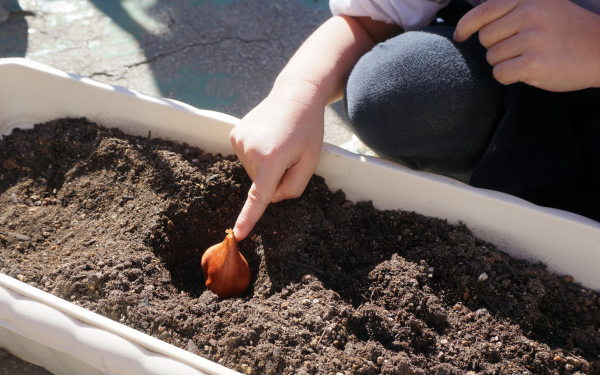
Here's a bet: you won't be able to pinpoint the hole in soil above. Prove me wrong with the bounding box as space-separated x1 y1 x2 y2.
148 182 260 298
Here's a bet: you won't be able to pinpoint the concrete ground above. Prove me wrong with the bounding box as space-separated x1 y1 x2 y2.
0 0 357 146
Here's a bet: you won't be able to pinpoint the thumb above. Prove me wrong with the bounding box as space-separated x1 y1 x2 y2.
233 168 282 240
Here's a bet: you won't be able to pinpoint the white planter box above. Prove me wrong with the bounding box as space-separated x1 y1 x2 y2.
0 58 599 375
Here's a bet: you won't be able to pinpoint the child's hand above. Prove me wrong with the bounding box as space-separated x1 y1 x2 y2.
229 15 391 240
230 82 325 240
454 0 600 92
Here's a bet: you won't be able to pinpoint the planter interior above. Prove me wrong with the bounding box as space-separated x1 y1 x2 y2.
0 58 599 375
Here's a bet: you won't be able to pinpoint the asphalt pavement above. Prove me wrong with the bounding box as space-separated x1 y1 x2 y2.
0 0 356 146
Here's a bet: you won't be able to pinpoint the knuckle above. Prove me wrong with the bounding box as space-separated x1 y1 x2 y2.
522 3 548 26
536 8 551 24
246 146 278 163
521 6 535 23
492 62 520 85
477 0 498 17
492 65 509 84
486 49 498 66
229 131 247 155
262 145 281 159
230 135 241 151
536 32 551 49
236 212 251 226
478 27 492 48
229 131 238 145
236 139 246 154
245 147 263 162
522 53 542 73
247 188 269 205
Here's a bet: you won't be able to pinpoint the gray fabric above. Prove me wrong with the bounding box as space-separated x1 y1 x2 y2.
344 25 502 177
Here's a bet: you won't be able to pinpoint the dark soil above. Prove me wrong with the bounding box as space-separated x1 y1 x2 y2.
0 348 53 375
1 118 599 375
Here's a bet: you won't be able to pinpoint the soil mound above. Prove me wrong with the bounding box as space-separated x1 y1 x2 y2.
1 118 599 374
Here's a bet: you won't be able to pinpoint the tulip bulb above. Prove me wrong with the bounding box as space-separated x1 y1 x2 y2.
201 229 251 299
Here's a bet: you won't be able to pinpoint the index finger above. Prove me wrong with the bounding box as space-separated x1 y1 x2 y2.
454 0 520 42
233 166 284 241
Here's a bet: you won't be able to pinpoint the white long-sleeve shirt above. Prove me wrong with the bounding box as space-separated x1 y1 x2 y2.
329 0 450 31
330 0 600 31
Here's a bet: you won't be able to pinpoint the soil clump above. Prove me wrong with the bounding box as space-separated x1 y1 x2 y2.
1 118 599 375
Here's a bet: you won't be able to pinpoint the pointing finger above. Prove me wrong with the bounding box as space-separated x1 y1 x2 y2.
233 167 284 240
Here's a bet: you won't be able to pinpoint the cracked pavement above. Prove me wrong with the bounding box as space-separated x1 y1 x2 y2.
0 0 354 146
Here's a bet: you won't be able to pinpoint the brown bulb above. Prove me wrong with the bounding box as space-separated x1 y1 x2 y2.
201 229 251 299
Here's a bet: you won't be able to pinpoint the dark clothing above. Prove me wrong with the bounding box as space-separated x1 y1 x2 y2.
343 24 600 221
344 25 502 176
470 85 600 221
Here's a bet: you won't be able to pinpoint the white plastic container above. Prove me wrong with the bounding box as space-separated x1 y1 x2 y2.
0 58 599 375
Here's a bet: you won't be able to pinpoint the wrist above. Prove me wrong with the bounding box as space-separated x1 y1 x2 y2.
270 76 332 108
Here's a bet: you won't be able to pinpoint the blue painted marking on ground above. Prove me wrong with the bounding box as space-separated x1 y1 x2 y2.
158 67 237 111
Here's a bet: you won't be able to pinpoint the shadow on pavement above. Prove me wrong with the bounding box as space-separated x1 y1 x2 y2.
0 0 29 58
86 0 331 117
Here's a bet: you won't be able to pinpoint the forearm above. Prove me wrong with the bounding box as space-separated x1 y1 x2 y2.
271 16 396 108
230 16 400 239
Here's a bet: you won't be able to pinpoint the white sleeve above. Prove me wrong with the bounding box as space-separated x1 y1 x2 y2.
330 0 450 31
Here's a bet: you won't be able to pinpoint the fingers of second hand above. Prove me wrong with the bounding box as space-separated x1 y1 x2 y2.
478 11 520 49
486 32 526 66
492 54 528 85
455 0 520 42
